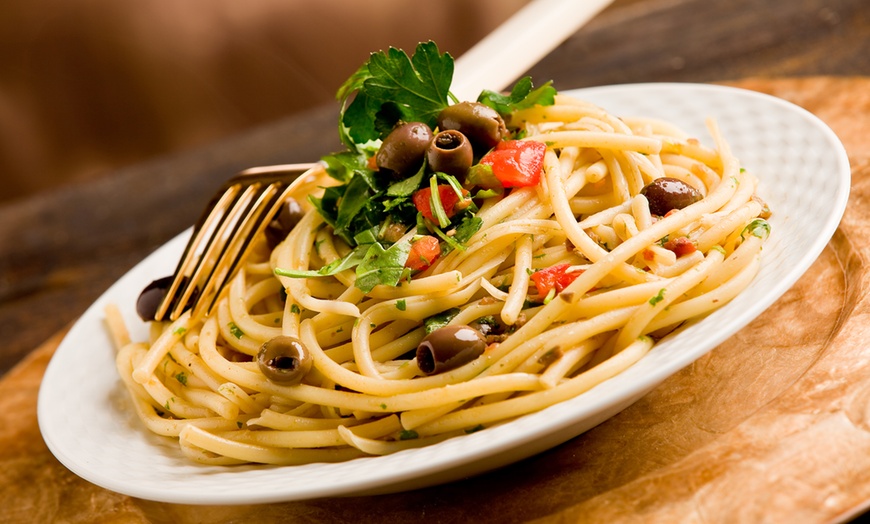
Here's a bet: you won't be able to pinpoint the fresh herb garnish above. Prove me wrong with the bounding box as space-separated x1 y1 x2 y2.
741 218 771 240
276 42 555 295
228 322 244 339
424 308 460 334
354 238 412 293
464 424 485 434
338 41 453 147
398 429 419 440
649 289 666 306
478 76 557 117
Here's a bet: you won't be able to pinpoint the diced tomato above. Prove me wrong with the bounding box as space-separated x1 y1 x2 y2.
530 263 583 296
663 236 697 257
404 235 441 272
479 140 546 188
412 185 469 222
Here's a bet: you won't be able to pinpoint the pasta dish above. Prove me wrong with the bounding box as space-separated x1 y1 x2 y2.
108 43 770 465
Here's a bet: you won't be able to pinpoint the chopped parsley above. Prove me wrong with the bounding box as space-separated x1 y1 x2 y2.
741 218 771 240
396 299 407 311
228 322 244 339
649 289 666 306
398 429 419 440
174 372 188 386
465 424 485 434
424 308 460 334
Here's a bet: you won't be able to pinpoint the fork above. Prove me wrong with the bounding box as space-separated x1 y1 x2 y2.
153 0 614 322
154 162 318 321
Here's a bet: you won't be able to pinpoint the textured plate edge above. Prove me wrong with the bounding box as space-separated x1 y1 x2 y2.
35 83 852 505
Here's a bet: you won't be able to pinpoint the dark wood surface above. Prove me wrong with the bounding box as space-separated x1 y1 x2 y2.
1 0 867 377
0 0 870 522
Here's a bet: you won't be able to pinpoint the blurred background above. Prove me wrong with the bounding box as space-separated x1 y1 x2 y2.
0 0 530 204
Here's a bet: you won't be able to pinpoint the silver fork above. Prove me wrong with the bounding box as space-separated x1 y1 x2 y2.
152 0 613 322
154 162 318 321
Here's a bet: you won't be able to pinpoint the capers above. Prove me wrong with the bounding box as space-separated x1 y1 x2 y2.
265 197 304 249
136 276 173 321
416 325 486 375
376 122 433 177
257 335 312 385
640 177 703 216
437 102 506 152
426 130 474 177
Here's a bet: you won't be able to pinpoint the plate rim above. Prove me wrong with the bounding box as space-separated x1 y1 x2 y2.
37 82 851 504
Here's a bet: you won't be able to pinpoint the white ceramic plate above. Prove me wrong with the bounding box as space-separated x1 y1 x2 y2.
37 84 850 505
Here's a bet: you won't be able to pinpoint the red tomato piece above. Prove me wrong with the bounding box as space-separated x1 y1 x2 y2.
530 263 583 296
405 235 441 272
412 185 467 222
479 140 546 188
663 236 697 258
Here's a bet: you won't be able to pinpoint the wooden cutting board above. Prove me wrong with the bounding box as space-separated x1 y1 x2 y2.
4 77 868 523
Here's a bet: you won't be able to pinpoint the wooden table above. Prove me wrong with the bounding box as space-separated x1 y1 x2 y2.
2 0 869 521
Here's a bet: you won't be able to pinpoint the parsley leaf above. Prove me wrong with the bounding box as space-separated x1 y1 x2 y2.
386 162 425 197
340 42 453 145
321 150 370 183
478 76 556 117
741 218 771 240
274 243 368 280
354 239 412 293
424 308 460 334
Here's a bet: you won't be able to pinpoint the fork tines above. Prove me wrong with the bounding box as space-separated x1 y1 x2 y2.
154 163 317 322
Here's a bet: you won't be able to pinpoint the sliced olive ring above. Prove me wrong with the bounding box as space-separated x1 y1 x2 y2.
416 325 486 375
257 335 313 385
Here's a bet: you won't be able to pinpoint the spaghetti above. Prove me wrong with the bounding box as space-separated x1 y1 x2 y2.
111 58 770 465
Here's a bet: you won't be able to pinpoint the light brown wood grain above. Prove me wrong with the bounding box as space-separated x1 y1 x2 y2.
4 77 868 523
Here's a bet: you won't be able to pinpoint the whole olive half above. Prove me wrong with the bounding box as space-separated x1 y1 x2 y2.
416 325 486 375
375 122 433 177
257 335 313 385
640 177 703 216
437 102 506 151
136 276 174 322
265 197 304 249
427 130 474 177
